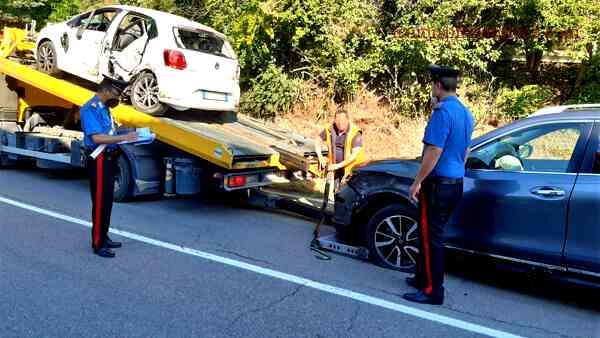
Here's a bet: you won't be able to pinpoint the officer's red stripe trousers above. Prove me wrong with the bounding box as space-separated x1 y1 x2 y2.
93 153 103 249
420 191 433 295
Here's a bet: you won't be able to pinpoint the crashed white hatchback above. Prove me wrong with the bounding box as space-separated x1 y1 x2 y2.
35 5 240 115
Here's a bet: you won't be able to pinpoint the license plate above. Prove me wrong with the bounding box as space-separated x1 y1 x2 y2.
201 90 228 102
246 174 259 184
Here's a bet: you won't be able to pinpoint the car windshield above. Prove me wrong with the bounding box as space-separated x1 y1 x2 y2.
173 28 235 59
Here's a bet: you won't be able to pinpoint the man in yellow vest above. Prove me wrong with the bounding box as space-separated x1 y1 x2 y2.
315 108 366 191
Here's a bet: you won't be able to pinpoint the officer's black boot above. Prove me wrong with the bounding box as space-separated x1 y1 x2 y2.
106 236 122 248
402 290 443 305
94 247 116 258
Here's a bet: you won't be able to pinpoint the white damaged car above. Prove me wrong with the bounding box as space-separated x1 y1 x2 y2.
35 5 240 115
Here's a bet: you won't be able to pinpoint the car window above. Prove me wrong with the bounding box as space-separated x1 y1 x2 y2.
82 10 117 32
173 28 236 59
113 14 153 51
467 123 587 173
68 12 91 28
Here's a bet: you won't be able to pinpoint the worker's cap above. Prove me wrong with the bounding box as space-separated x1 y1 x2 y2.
98 77 128 96
427 64 460 80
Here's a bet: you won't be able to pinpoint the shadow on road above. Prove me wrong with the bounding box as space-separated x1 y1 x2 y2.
446 253 600 312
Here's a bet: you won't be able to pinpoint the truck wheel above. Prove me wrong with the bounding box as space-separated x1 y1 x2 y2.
37 40 61 76
0 132 13 168
131 72 169 116
366 203 419 272
114 154 133 202
0 154 13 168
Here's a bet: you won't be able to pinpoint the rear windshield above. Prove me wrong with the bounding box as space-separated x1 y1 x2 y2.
173 28 235 59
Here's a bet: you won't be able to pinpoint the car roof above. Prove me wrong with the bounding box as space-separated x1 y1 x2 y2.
472 109 600 146
526 109 600 121
530 104 600 117
101 5 226 38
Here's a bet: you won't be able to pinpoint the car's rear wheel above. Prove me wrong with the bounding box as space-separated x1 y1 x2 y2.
132 72 169 116
37 40 61 76
366 203 419 272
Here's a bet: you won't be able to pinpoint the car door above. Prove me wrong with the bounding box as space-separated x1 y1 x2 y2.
564 122 600 277
446 121 593 267
100 12 156 82
66 8 120 82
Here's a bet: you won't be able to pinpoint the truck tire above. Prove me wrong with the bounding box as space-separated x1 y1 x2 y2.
114 153 133 202
131 72 169 116
0 131 14 168
37 40 61 76
366 203 419 272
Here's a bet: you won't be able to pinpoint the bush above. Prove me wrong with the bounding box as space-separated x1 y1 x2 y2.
567 55 600 104
567 83 600 104
47 0 80 22
496 85 554 119
240 65 305 119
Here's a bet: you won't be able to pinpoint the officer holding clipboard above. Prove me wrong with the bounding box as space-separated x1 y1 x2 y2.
80 78 137 258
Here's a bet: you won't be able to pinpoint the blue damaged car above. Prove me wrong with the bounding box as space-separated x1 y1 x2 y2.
333 106 600 286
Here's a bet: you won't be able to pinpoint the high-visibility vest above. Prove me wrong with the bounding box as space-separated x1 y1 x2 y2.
324 123 366 180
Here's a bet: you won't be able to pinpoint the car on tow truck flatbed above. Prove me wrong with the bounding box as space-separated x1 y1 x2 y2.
35 5 240 115
333 106 600 287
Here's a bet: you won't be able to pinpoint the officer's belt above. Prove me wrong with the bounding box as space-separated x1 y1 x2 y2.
84 146 117 159
428 176 463 185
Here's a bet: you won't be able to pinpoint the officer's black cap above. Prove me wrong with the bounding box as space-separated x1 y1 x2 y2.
427 64 460 80
98 77 128 96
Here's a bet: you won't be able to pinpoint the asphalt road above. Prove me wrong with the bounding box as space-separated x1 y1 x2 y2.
0 165 599 338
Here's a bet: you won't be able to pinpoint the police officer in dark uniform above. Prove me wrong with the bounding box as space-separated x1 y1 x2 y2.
80 78 137 258
403 65 474 305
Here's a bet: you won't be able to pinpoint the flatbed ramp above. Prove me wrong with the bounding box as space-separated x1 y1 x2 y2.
0 57 318 173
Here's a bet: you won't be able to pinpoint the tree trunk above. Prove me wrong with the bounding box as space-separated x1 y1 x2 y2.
571 43 595 97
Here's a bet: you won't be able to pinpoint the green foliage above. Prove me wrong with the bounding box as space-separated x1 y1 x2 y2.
3 0 598 120
568 83 600 104
240 64 304 119
47 0 81 22
0 0 53 25
497 85 554 119
567 54 600 104
119 0 177 12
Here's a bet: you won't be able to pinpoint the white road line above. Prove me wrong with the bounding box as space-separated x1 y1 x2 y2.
0 195 522 338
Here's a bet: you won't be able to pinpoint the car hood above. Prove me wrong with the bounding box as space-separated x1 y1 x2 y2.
353 159 420 179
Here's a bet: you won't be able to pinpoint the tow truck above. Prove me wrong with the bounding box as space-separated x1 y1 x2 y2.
0 25 321 201
0 24 374 263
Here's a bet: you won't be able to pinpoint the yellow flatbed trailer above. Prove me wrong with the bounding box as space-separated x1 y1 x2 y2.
0 27 320 200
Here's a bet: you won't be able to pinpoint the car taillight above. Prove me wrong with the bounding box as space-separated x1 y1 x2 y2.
164 49 187 70
227 175 247 188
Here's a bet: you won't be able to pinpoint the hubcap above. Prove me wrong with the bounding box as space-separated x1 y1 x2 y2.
134 76 160 109
39 44 54 73
374 215 419 269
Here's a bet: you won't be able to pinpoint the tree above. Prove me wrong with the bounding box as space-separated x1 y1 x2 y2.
1 0 52 25
500 0 599 77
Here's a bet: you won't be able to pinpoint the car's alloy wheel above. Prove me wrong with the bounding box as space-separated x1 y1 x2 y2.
366 203 419 272
37 41 60 76
132 73 168 116
374 215 419 269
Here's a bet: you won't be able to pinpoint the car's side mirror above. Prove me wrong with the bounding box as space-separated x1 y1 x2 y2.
76 26 85 40
518 144 533 159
